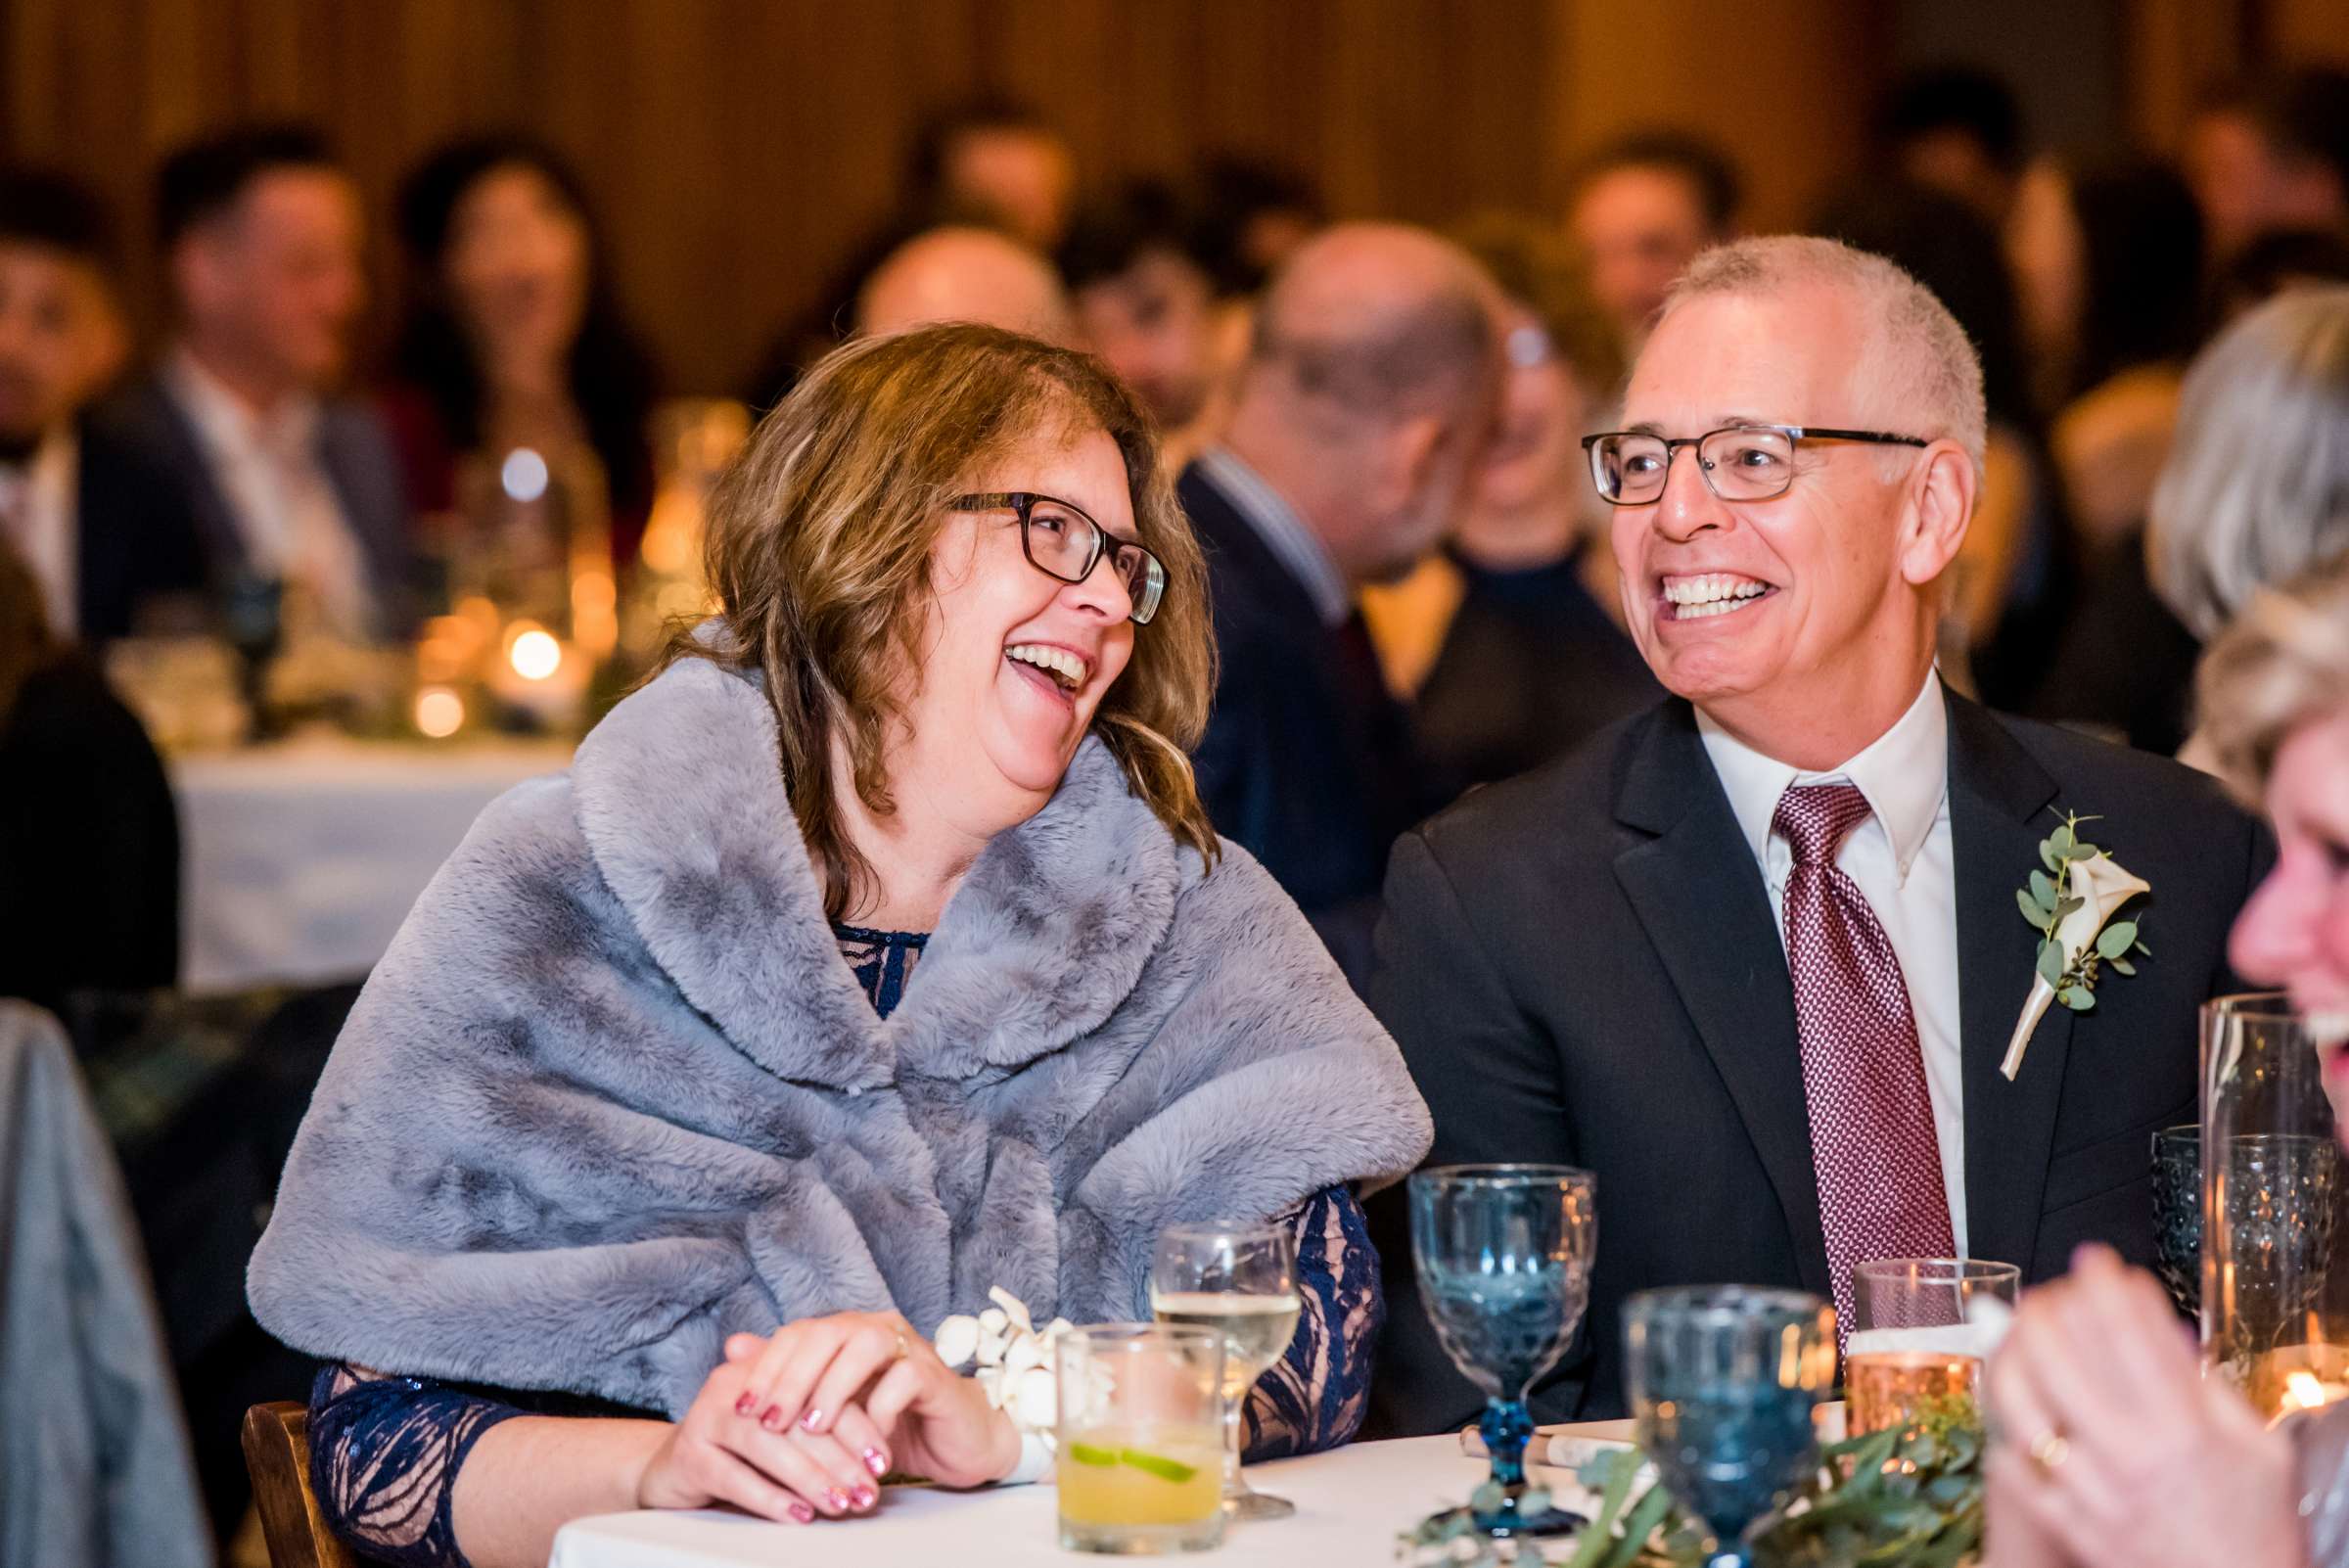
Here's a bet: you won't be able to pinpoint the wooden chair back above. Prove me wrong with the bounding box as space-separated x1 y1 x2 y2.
240 1402 360 1568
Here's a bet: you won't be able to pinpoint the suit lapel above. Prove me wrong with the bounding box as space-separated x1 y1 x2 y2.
1611 703 1832 1297
1946 692 2070 1276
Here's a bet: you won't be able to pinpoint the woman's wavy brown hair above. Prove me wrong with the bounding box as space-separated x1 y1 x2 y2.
673 323 1218 919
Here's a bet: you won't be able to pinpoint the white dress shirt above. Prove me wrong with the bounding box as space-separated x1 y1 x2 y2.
1696 673 1969 1256
164 349 375 640
0 427 79 635
1194 445 1351 628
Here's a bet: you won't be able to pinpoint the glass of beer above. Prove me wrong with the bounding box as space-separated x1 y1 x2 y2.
1150 1221 1303 1521
1846 1258 2021 1434
1056 1324 1227 1554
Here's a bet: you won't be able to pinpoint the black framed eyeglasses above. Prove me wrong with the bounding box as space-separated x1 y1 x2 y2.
1580 424 1930 506
952 491 1168 625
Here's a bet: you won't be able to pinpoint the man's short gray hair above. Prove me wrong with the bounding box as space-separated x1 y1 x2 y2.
2148 287 2349 640
1662 235 1988 475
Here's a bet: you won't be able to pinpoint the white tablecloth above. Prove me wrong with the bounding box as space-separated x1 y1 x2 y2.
548 1430 1622 1568
173 739 573 994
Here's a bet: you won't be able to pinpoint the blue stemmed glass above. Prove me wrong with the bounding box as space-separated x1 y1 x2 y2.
1623 1286 1838 1568
1408 1164 1598 1538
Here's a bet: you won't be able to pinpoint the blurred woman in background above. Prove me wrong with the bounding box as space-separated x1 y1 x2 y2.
381 136 660 567
2034 287 2349 754
1985 555 2349 1568
1360 215 1658 786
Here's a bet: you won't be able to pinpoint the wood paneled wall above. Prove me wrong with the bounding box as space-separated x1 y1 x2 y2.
0 0 2005 393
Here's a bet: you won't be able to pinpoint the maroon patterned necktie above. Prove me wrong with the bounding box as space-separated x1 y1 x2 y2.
1773 783 1955 1347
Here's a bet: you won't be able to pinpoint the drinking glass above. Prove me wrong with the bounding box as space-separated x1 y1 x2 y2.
1149 1221 1302 1521
1845 1259 2019 1435
2151 1125 2202 1318
1055 1324 1227 1554
1408 1164 1598 1538
1624 1286 1837 1568
2203 992 2349 1419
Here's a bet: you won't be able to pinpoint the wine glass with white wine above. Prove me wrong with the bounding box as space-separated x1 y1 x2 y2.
1150 1220 1302 1521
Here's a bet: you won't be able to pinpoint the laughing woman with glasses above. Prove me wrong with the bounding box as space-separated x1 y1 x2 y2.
247 324 1431 1568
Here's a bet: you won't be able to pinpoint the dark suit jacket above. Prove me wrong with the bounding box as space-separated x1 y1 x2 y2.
107 373 415 633
1180 459 1452 986
71 409 208 645
1364 687 2270 1433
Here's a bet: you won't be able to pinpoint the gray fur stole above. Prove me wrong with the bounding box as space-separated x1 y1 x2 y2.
248 655 1431 1416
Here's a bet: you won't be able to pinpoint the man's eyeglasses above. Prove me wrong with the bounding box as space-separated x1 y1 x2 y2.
1580 424 1930 506
952 491 1168 625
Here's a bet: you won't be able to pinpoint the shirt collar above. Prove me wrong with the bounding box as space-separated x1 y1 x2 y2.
1196 445 1350 627
1695 671 1950 883
166 346 320 455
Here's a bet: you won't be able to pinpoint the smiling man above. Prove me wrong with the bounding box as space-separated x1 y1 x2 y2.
1365 236 2272 1431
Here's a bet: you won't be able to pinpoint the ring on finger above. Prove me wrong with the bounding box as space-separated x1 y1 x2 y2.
2026 1428 2070 1478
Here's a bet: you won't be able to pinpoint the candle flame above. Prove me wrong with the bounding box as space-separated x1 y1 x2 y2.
2285 1369 2331 1410
509 627 563 682
414 687 465 739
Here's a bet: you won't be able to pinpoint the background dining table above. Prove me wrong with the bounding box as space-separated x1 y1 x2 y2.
171 736 575 994
546 1425 1639 1568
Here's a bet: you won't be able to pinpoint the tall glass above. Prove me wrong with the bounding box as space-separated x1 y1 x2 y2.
1055 1324 1227 1554
2151 1125 2202 1318
1845 1259 2019 1435
1408 1164 1598 1539
2203 992 2349 1420
1149 1222 1301 1521
1624 1287 1838 1568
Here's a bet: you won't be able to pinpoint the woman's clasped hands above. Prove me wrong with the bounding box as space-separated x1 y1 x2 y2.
635 1310 1023 1526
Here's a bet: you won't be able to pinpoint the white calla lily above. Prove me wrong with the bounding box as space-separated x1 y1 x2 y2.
2002 848 2151 1081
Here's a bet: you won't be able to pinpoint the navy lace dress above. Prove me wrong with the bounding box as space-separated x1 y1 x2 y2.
306 927 1382 1566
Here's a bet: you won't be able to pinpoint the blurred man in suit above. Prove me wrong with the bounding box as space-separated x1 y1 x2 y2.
1568 131 1741 353
1060 179 1230 468
0 168 207 645
1369 237 2268 1430
1182 222 1498 986
114 124 411 644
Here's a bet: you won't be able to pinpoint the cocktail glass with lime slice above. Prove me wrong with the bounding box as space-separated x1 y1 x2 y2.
1056 1324 1226 1553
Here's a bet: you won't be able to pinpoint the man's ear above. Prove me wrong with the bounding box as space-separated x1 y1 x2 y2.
1378 412 1449 517
1898 438 1976 588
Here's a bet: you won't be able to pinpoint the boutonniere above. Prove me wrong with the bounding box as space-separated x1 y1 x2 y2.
2003 811 2151 1081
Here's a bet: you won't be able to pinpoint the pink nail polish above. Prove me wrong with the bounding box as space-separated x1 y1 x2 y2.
863 1448 888 1476
760 1407 785 1432
826 1489 851 1513
800 1407 824 1432
733 1393 755 1416
788 1502 813 1525
852 1485 876 1510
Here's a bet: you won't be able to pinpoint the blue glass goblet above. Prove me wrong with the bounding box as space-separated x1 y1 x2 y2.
1408 1164 1597 1538
1623 1286 1837 1568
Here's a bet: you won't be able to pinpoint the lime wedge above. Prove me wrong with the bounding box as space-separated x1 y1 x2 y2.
1064 1442 1120 1467
1118 1449 1199 1484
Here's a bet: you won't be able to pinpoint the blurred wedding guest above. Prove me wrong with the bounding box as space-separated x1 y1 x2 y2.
247 325 1429 1568
1058 179 1230 469
1566 130 1741 352
1814 181 2072 707
2211 226 2349 327
2010 160 2205 558
113 124 411 644
1874 65 2028 226
2186 67 2349 264
1368 237 2265 1431
904 95 1077 253
1182 223 1497 986
0 539 178 1012
1983 558 2349 1568
2035 287 2349 756
0 168 206 644
852 225 1074 344
381 136 659 567
1194 156 1324 296
1360 215 1660 785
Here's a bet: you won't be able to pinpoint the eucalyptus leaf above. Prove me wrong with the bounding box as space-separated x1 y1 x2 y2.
2096 920 2138 959
2053 895 2084 921
2036 943 2065 986
2065 839 2100 861
2016 889 2050 930
2029 869 2057 911
2058 986 2096 1011
2050 822 2074 854
2039 840 2059 873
